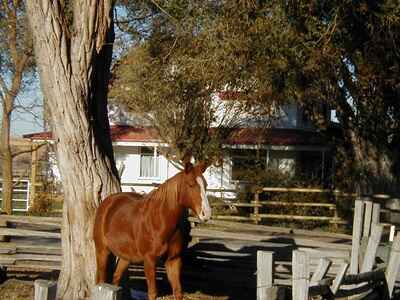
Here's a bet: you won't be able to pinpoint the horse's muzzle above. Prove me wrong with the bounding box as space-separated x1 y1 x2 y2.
198 206 212 223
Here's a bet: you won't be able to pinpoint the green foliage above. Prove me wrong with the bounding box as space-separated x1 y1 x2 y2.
115 0 400 190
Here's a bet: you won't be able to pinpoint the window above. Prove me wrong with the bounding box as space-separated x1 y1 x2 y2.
231 149 266 181
140 147 159 178
268 151 296 177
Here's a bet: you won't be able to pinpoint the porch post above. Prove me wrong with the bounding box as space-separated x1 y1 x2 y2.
153 146 158 177
29 144 38 208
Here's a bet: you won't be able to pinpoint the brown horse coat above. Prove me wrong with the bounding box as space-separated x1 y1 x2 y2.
93 162 211 300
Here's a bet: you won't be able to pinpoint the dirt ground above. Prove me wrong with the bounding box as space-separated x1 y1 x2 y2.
0 279 34 300
0 278 228 300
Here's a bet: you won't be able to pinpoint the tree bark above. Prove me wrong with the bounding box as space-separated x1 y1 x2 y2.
26 1 120 299
347 129 397 195
0 102 13 215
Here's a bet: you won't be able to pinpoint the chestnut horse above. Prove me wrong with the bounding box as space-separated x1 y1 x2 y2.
93 161 211 300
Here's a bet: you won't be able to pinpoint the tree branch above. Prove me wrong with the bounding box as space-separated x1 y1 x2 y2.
12 142 47 158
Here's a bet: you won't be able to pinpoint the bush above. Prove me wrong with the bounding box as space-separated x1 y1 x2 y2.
28 192 58 216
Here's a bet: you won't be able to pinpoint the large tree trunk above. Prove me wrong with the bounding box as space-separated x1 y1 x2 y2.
347 129 397 195
26 1 120 299
0 104 13 215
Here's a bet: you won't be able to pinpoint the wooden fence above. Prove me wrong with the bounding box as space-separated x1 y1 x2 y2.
208 187 358 225
257 198 400 300
0 196 398 299
0 215 61 271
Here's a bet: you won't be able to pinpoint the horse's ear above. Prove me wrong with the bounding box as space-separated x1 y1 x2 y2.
194 161 208 174
184 162 194 174
181 151 193 173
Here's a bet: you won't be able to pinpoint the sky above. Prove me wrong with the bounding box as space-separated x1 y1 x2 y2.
2 78 44 138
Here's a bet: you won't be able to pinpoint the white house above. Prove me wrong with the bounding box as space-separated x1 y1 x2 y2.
24 98 331 200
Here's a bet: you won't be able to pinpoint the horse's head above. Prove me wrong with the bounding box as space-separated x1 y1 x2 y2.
180 161 212 222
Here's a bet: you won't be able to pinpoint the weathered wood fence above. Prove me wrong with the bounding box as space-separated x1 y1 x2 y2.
208 187 358 225
0 196 398 299
0 215 61 271
256 198 400 300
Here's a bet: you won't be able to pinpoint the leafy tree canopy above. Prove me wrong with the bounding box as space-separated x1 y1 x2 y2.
113 0 400 191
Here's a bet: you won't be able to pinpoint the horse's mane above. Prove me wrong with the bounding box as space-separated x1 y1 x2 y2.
144 173 181 206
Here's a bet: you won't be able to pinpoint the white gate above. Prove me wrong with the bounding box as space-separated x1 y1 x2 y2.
0 179 30 212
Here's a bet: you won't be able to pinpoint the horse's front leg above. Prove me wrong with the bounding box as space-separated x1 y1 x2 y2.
144 256 158 300
165 230 183 300
165 256 183 300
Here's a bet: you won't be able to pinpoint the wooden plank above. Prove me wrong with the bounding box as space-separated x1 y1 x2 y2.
389 225 395 242
350 200 364 274
16 244 61 255
0 219 9 242
298 248 350 260
0 228 61 239
256 214 337 221
12 253 61 262
260 187 356 197
212 215 255 222
11 261 61 270
91 283 122 300
0 243 16 254
189 217 352 240
330 262 349 295
211 202 261 207
261 201 336 208
371 203 380 225
0 254 16 264
0 242 61 255
363 201 373 238
360 223 383 273
34 280 57 300
310 258 331 284
257 251 274 300
190 228 352 250
385 233 400 297
292 251 309 300
0 215 61 226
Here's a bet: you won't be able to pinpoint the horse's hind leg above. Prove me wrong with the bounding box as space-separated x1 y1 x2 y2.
95 245 111 284
112 258 130 285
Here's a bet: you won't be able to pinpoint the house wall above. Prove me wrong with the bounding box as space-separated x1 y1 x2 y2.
114 145 237 198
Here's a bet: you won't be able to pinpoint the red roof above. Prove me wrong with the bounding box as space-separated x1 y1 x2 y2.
225 128 326 146
24 125 326 146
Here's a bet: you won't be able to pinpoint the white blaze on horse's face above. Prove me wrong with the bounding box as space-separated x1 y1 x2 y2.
196 176 211 222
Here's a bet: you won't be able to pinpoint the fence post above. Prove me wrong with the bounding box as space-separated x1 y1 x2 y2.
350 200 364 274
0 218 9 242
257 251 274 300
91 283 122 300
253 188 260 224
34 280 57 300
330 261 349 295
310 258 331 284
363 199 373 238
292 251 309 300
371 203 381 225
360 223 383 272
385 233 400 297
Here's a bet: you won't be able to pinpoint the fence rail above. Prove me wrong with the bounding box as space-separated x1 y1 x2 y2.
207 186 358 225
0 215 61 271
256 199 400 300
